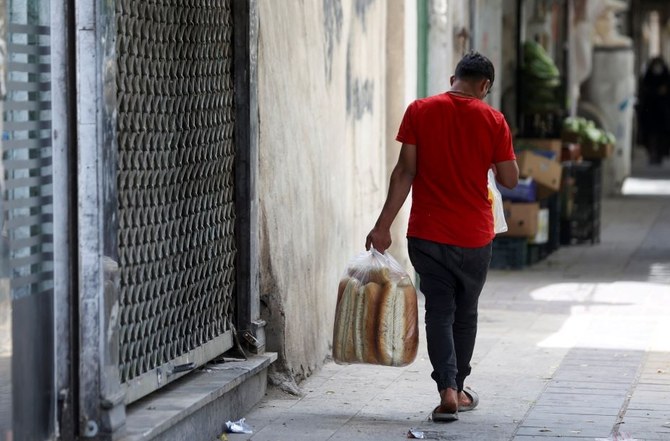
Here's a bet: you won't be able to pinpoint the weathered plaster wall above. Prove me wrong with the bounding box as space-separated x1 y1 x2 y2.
501 0 519 127
472 0 503 110
426 0 469 96
385 0 416 272
257 0 388 384
426 0 506 113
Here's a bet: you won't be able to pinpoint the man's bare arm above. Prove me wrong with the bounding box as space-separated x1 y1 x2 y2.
365 144 417 253
494 159 519 189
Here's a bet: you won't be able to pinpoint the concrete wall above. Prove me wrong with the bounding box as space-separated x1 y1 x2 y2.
255 0 509 387
386 0 417 272
426 0 469 97
501 0 519 128
472 0 503 110
426 0 506 110
256 0 389 384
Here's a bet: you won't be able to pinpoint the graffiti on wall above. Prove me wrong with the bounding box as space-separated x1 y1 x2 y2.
348 0 377 119
322 0 378 119
355 0 375 30
346 55 374 119
323 0 343 82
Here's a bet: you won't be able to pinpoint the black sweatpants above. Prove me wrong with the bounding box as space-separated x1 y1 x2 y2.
408 237 492 392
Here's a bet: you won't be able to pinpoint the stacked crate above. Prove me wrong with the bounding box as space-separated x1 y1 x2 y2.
490 133 608 269
491 238 529 270
558 117 612 245
560 161 602 244
492 140 563 269
489 118 611 270
528 193 561 265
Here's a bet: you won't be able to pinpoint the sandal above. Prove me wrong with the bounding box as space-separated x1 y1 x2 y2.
458 387 479 412
431 405 459 422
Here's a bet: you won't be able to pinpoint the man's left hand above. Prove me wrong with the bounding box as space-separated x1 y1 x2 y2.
365 227 392 253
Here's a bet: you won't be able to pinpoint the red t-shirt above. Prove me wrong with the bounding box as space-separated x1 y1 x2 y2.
396 92 515 248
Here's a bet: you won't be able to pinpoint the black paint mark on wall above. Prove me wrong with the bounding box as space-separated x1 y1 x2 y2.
355 0 376 31
346 45 374 120
323 0 343 83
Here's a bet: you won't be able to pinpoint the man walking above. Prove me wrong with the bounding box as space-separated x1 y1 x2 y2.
366 52 518 422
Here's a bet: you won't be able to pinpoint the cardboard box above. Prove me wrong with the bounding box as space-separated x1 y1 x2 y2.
581 140 613 159
516 150 562 193
561 143 582 162
561 129 581 144
498 177 537 202
516 138 562 162
502 201 539 237
529 208 549 244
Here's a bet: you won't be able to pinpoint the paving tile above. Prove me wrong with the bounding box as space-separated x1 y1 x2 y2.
241 410 352 441
625 402 670 411
532 394 625 406
622 408 670 418
513 437 595 441
543 386 631 396
548 380 634 390
328 420 428 441
529 405 625 416
514 425 614 438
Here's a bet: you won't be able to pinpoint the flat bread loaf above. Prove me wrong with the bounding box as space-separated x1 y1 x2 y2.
332 278 360 363
376 283 419 367
333 277 418 367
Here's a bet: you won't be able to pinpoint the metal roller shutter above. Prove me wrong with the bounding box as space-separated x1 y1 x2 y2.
115 0 237 403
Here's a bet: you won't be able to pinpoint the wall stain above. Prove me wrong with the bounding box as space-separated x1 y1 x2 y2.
355 0 376 31
346 45 374 120
323 0 343 83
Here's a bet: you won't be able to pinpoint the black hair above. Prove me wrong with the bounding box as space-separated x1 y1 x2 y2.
454 52 495 85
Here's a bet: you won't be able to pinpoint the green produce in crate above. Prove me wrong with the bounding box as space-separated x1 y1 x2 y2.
522 79 560 98
562 116 616 146
521 41 561 113
583 125 602 144
523 41 560 79
603 131 616 145
563 116 581 133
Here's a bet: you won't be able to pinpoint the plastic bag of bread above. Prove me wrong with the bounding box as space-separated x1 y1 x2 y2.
488 168 508 234
332 248 419 367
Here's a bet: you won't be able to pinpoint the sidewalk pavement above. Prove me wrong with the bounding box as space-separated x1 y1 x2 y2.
228 169 670 441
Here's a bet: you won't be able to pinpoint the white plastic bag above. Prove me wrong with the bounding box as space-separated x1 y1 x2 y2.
332 249 418 367
488 169 508 234
225 418 253 434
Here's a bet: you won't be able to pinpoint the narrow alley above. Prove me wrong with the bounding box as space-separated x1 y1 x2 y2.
4 2 670 440
228 156 670 441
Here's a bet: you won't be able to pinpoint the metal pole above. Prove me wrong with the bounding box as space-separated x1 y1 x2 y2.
233 0 264 354
516 0 523 133
417 0 428 98
75 0 124 437
51 0 76 436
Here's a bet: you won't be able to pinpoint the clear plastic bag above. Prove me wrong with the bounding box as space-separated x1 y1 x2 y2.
224 418 253 434
332 248 419 367
488 168 508 234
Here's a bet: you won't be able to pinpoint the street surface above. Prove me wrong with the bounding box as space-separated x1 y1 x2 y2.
230 157 670 441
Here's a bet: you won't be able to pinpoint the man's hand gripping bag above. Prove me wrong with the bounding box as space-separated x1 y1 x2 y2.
332 249 419 367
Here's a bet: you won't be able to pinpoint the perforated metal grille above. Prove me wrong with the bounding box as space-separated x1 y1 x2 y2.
116 0 236 386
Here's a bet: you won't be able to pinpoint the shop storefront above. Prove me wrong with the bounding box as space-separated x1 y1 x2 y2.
0 1 268 439
492 0 636 269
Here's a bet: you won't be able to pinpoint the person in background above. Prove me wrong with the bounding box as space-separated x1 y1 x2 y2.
637 56 670 165
366 52 519 422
